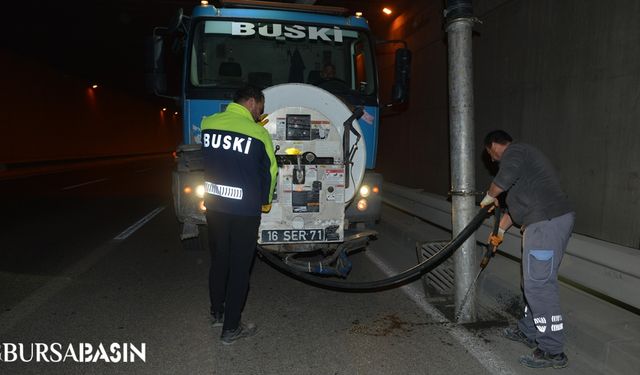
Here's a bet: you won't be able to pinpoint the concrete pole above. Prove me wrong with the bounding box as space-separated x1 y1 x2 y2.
445 0 477 323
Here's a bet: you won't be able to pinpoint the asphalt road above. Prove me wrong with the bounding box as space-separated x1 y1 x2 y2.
0 158 603 374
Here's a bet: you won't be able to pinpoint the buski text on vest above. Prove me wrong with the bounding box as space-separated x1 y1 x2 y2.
203 133 253 155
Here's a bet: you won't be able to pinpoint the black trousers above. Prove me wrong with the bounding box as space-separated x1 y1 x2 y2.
206 211 260 331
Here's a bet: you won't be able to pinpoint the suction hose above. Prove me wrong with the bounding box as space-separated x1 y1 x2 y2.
257 205 500 292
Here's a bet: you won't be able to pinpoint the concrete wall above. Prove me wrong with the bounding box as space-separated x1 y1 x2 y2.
375 0 640 249
376 1 451 193
0 49 181 165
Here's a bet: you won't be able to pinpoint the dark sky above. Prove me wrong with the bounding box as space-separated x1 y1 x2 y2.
1 0 410 96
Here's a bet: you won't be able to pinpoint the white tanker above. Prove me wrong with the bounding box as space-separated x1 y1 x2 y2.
257 84 375 273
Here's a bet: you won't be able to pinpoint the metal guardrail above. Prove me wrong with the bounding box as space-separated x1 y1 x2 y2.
382 182 640 310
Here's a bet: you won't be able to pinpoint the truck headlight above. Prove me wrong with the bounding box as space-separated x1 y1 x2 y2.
195 184 205 198
357 198 368 211
359 185 370 198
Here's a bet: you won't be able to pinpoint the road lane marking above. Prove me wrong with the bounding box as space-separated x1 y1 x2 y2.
61 178 109 191
114 206 165 240
0 241 117 335
0 206 167 335
365 251 514 375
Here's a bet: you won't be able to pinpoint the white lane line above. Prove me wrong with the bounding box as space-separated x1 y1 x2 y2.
365 251 515 375
0 242 115 335
114 206 165 240
61 178 109 191
0 206 167 335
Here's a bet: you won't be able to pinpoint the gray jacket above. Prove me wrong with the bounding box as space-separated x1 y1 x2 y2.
493 143 573 226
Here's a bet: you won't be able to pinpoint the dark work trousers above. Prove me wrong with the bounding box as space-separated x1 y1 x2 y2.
518 212 575 355
206 211 261 332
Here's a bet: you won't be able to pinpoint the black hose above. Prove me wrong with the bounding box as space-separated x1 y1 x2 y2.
257 205 498 292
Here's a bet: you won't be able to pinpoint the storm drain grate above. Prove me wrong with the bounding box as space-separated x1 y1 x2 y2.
416 241 454 296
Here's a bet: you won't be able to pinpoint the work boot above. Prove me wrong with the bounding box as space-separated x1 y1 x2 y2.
220 322 257 345
503 327 536 348
519 348 568 369
210 311 224 327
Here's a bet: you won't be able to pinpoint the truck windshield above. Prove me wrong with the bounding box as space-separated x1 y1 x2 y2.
189 19 376 97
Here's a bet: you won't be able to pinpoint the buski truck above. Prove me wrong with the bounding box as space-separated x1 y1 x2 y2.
147 0 410 275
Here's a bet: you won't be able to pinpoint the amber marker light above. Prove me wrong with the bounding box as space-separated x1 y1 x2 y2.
199 200 207 211
285 147 302 155
372 185 380 194
382 7 392 15
184 186 192 194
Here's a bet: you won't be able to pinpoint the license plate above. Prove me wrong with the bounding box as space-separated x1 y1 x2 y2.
261 229 325 243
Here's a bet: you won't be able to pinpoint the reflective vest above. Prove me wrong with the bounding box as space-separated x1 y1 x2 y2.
201 103 277 216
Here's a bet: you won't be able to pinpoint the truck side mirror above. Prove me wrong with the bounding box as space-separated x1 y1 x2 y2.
167 8 184 34
391 48 412 104
144 34 168 95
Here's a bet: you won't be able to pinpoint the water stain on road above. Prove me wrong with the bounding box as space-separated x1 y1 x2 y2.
349 313 434 337
349 311 509 345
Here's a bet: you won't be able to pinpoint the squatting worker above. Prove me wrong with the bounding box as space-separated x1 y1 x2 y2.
201 85 277 345
480 130 575 369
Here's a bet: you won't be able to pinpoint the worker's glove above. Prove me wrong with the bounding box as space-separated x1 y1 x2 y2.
488 228 506 247
261 204 272 213
480 193 497 208
257 114 269 126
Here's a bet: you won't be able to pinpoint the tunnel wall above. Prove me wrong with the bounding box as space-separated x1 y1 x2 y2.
0 49 181 165
376 0 640 248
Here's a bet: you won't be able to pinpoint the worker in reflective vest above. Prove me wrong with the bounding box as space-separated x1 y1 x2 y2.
201 85 277 345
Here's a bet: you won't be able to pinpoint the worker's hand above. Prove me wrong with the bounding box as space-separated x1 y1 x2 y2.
261 204 272 213
488 234 503 247
480 193 498 211
257 114 269 126
488 228 506 247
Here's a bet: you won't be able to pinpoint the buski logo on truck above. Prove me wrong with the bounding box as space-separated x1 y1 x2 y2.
230 22 344 42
